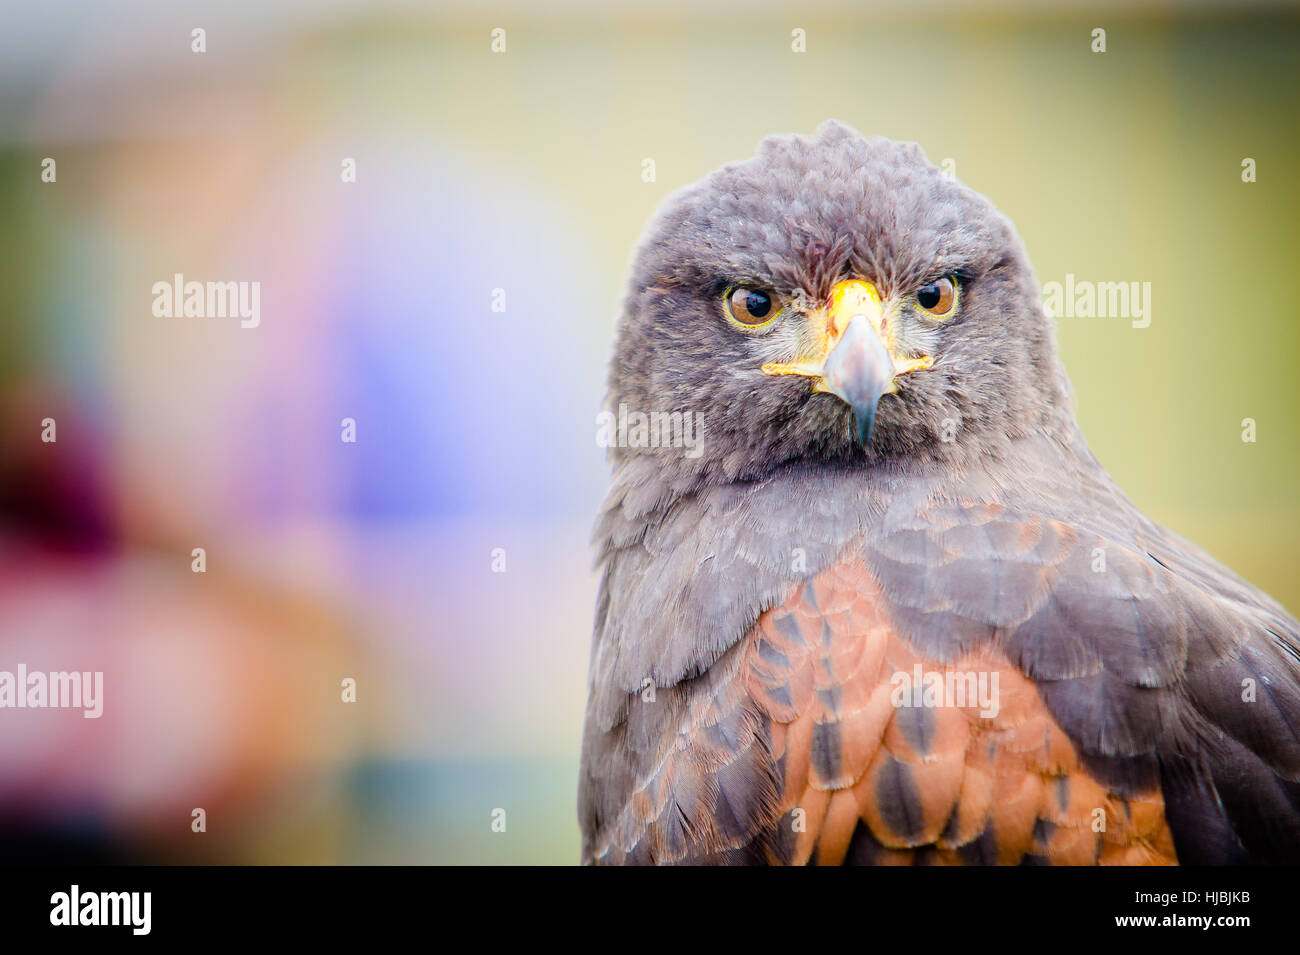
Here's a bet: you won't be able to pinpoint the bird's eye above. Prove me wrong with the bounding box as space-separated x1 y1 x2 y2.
725 286 783 329
916 276 958 317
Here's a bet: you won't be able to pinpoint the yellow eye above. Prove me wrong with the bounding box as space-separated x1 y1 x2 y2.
725 286 783 329
916 276 958 317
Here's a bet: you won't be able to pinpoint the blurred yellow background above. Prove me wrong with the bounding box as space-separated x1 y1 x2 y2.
0 1 1296 864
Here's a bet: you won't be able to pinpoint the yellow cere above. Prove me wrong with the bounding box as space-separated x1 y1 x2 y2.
763 278 882 380
825 279 884 341
760 278 935 387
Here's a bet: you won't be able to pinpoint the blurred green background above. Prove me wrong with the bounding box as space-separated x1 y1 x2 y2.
0 1 1296 864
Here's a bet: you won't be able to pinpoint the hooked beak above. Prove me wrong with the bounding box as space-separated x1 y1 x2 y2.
817 315 894 445
762 279 932 445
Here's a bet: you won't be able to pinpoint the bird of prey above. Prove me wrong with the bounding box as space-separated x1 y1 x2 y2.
578 120 1300 865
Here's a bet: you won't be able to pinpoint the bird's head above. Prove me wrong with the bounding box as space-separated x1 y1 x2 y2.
607 120 1071 488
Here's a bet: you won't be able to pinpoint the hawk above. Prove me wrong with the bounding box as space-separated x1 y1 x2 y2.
578 121 1300 865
